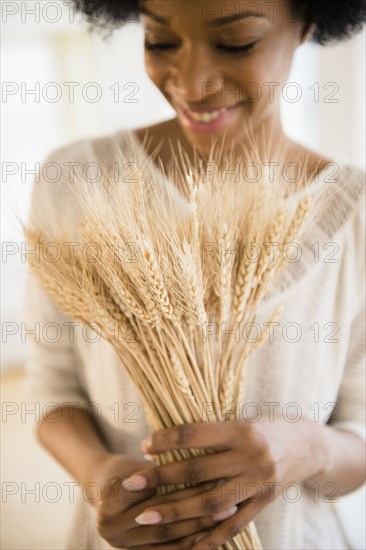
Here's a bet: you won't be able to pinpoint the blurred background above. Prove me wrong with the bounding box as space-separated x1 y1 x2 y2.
1 1 365 548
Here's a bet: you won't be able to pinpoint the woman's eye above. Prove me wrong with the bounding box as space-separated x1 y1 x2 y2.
144 40 177 51
217 41 258 54
144 39 258 54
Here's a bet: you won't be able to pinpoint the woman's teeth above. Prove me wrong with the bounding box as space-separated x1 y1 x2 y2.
177 101 241 132
186 108 226 123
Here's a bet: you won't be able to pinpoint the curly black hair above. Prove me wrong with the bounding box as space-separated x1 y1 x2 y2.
73 0 366 45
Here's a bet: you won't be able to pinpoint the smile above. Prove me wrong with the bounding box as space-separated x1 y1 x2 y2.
175 102 243 133
186 108 227 122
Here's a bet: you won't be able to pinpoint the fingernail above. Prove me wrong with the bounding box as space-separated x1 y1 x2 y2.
140 437 152 453
143 453 155 462
122 475 147 491
134 510 162 525
193 533 206 544
212 505 238 521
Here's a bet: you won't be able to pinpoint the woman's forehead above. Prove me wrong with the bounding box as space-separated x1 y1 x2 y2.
140 0 288 19
140 0 294 30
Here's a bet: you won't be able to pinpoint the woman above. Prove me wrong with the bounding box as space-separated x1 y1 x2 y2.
25 1 366 549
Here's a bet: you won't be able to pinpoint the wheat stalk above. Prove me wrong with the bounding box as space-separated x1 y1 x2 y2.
23 127 318 550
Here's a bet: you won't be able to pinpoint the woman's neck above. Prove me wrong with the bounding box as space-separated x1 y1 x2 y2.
134 117 332 193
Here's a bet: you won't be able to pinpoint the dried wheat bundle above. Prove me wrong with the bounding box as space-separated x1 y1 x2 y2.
23 126 319 550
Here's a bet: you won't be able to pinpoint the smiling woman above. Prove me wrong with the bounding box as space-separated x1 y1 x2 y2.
23 1 366 550
71 0 366 170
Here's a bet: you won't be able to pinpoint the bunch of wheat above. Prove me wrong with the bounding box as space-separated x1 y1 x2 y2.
23 128 317 549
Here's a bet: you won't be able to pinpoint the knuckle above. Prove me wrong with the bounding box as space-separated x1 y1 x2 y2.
174 424 193 446
263 459 277 479
152 466 165 486
204 497 224 515
154 523 171 543
252 429 270 454
96 515 128 548
198 515 216 530
185 459 205 483
177 540 191 550
109 537 125 549
113 538 130 549
149 433 157 448
166 504 180 523
96 526 120 548
229 521 246 539
96 513 111 534
245 422 267 449
257 454 278 481
204 479 222 492
226 427 238 446
96 522 106 538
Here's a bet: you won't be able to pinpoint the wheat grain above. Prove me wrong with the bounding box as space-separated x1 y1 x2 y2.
233 251 258 324
180 239 207 324
141 242 174 320
218 221 234 324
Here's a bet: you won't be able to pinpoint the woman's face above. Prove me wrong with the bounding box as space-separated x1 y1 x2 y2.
140 0 307 153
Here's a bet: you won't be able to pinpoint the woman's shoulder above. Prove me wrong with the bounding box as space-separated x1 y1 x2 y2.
315 160 365 234
308 159 365 287
264 159 365 303
34 128 139 198
41 128 136 170
289 140 365 241
29 129 134 232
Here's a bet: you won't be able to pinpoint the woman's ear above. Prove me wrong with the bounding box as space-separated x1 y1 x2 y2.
300 22 317 45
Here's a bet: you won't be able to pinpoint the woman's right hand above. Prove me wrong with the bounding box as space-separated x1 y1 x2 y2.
90 453 235 549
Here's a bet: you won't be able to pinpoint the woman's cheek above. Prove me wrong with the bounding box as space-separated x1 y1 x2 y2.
144 55 170 92
241 51 291 106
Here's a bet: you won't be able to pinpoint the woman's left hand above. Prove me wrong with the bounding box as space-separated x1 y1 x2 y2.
122 416 327 549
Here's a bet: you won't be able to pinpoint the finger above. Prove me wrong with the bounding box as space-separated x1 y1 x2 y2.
132 490 239 526
96 477 155 520
127 475 265 529
122 450 242 491
100 482 239 547
120 480 227 530
132 530 210 550
191 498 268 550
140 422 236 455
112 514 220 547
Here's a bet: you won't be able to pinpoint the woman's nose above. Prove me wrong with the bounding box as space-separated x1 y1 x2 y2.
167 43 224 104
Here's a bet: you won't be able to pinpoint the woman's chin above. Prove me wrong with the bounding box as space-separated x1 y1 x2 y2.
170 112 250 158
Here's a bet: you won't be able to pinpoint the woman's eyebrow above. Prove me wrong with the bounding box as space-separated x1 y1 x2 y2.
140 6 267 26
207 12 267 26
140 6 169 25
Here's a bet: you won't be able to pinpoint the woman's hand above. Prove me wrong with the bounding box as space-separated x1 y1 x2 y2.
120 416 328 549
91 453 155 545
91 453 237 549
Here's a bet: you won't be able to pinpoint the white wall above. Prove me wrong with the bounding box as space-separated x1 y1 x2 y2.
282 30 365 168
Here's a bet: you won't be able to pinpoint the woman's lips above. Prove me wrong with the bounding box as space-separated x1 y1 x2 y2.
175 101 243 134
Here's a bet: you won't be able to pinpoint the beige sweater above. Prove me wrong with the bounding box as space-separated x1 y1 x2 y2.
24 128 365 549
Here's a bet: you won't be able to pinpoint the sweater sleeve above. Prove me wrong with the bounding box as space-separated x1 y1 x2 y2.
326 192 366 444
23 142 92 425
